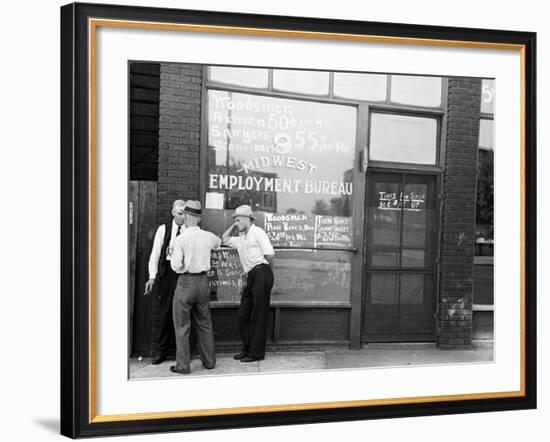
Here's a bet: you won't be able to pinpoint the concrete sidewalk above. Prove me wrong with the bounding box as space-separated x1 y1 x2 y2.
129 342 494 379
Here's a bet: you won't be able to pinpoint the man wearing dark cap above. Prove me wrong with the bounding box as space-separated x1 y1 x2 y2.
222 205 275 363
169 200 221 374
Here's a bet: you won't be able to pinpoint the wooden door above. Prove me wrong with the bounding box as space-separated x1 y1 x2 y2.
129 180 157 356
361 172 438 342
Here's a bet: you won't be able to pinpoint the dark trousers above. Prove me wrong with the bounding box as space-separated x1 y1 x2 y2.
153 265 178 357
172 274 216 372
238 264 274 359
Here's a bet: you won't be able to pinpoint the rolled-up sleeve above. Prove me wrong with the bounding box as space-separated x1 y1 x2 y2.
211 234 222 249
224 236 242 249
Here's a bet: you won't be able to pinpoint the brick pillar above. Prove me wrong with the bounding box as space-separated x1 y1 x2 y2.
157 63 202 225
438 78 481 349
150 63 203 354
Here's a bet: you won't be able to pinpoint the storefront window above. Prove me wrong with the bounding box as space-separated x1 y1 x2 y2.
369 113 438 164
273 69 330 96
209 66 269 89
390 75 442 107
479 119 494 150
475 117 494 255
333 72 387 101
205 89 357 303
480 79 495 114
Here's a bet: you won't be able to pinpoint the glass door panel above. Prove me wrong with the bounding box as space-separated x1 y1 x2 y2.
362 172 438 342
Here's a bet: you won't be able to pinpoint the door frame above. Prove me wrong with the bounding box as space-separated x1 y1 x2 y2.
360 168 443 343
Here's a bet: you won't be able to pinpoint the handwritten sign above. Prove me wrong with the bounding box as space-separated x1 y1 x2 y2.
264 213 352 249
376 191 426 211
314 216 352 248
208 248 244 302
264 213 316 247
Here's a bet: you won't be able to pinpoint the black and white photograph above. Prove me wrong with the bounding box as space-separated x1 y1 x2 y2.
128 63 496 379
54 2 537 438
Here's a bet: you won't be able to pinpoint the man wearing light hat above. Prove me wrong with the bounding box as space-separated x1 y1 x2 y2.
222 205 275 363
169 200 221 374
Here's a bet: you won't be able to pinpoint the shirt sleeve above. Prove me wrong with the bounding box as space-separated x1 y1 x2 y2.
148 224 165 280
170 236 185 274
223 235 242 248
210 233 222 250
255 227 275 256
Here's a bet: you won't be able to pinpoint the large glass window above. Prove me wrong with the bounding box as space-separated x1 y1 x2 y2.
390 75 442 107
479 119 494 150
209 66 269 89
333 73 387 101
205 89 357 303
475 117 494 257
272 69 330 96
369 113 438 164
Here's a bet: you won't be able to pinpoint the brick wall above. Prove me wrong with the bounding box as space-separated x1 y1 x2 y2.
156 63 203 225
438 78 482 348
150 63 203 355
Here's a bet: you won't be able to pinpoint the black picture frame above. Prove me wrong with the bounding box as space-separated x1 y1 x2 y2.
60 2 537 438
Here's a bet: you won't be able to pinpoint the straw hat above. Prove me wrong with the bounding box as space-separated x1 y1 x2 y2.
232 205 255 220
183 200 202 216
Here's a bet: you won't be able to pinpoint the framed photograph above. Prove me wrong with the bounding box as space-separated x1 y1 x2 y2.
60 2 536 438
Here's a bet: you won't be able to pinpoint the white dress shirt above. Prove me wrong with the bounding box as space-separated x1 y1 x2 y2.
148 221 186 279
223 224 275 273
170 227 222 274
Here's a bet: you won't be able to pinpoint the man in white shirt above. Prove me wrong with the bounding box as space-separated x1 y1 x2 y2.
222 205 275 363
144 199 186 365
169 200 221 374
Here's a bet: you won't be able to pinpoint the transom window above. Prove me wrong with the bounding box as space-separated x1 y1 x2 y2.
208 66 443 108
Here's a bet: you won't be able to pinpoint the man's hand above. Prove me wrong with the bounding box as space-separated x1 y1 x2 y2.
144 278 155 295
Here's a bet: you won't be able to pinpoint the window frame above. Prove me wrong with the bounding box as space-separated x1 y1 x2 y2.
200 66 448 310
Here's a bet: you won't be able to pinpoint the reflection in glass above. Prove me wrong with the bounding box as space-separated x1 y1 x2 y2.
370 274 397 304
402 183 428 267
390 75 442 107
369 113 438 164
480 79 495 114
479 119 494 151
209 66 269 88
333 73 387 101
369 181 401 268
271 249 351 302
273 69 330 96
207 90 356 217
400 274 424 304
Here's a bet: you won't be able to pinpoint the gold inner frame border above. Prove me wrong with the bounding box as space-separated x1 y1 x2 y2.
87 17 527 424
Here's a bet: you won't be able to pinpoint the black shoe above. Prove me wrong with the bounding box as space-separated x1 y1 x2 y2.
203 363 215 370
240 356 264 363
151 355 166 365
233 351 247 360
170 365 190 375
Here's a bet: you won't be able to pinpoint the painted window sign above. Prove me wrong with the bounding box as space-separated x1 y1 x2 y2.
206 89 356 216
376 190 427 211
263 213 352 248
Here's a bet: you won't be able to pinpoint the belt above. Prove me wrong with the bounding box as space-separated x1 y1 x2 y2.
182 271 207 276
247 263 269 274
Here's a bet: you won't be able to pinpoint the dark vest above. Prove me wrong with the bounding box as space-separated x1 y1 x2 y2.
157 222 174 279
